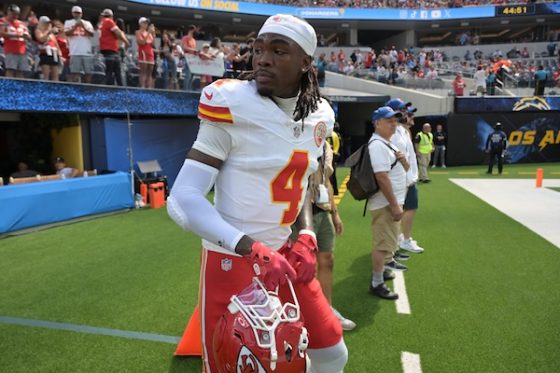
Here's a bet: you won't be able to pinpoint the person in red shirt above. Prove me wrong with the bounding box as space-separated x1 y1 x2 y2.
0 4 31 78
181 24 198 90
135 17 155 89
34 16 62 81
53 20 70 81
98 8 129 86
453 72 466 96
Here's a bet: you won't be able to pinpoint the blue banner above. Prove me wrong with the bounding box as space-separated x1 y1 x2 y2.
455 96 560 113
128 0 496 20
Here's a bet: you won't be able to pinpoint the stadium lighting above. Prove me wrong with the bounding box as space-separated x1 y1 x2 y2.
431 24 440 28
151 10 161 15
232 17 242 23
194 14 203 19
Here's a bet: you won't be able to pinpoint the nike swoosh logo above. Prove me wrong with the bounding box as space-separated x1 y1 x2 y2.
204 91 213 100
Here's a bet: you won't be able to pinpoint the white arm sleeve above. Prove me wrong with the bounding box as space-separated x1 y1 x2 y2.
167 159 244 252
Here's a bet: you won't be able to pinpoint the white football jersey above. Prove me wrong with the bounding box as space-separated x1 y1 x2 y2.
196 79 334 252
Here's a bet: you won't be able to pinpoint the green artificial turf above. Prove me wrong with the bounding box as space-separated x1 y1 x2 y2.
1 163 559 372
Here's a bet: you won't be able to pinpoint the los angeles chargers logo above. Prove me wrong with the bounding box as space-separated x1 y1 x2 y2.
513 96 551 112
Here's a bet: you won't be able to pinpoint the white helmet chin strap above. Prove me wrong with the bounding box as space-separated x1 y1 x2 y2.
227 277 303 370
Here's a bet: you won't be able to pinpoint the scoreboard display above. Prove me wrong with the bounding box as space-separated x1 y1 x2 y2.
496 4 536 16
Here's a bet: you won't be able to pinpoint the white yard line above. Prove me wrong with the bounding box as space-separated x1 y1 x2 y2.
450 178 560 249
394 271 411 315
401 351 423 373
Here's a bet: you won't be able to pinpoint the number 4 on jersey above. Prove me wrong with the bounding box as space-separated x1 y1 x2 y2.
270 150 309 225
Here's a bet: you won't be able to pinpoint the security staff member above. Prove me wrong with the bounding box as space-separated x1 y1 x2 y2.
485 122 508 175
534 66 547 96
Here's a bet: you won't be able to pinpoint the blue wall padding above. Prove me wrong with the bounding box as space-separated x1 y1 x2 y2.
0 172 134 234
92 118 199 187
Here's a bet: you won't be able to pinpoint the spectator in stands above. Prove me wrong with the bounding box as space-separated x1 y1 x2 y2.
64 6 94 83
315 52 327 87
486 69 497 95
54 157 79 178
473 65 487 95
534 65 547 96
11 161 38 178
181 24 198 90
136 17 156 89
432 124 447 168
198 43 215 89
547 40 557 57
415 123 434 183
521 47 530 58
240 37 254 72
34 16 62 81
426 66 438 80
160 31 179 90
0 4 31 78
53 20 69 81
99 9 129 86
453 72 466 96
368 106 409 301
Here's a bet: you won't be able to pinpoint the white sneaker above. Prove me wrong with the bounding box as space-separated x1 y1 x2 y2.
332 307 356 331
431 165 436 168
442 165 447 168
399 238 424 254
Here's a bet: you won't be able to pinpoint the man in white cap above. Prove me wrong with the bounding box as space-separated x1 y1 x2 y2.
64 6 95 83
167 14 348 373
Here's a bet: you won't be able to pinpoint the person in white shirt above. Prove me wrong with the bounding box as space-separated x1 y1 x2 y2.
64 6 95 83
473 65 487 96
367 106 409 301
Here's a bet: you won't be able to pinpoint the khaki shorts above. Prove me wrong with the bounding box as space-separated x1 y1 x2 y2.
371 205 400 262
289 210 335 253
5 53 30 72
69 55 94 74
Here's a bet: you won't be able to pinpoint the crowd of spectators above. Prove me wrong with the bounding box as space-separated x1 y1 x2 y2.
319 43 559 94
1 3 558 94
246 0 551 9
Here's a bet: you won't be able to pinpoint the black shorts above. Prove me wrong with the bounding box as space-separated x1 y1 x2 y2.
39 54 59 66
404 184 419 210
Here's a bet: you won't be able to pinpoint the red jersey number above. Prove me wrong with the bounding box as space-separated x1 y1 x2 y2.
271 150 309 225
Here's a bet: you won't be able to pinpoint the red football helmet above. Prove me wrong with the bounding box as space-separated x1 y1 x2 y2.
213 278 309 372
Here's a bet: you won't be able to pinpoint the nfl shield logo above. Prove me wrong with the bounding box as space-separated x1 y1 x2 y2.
221 258 232 272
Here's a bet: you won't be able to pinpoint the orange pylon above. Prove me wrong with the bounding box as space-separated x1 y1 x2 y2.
174 305 202 356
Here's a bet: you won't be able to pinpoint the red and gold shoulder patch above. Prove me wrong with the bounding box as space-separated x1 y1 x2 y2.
198 102 233 124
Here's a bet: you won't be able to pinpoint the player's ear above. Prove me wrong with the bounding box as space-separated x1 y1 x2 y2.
301 55 312 73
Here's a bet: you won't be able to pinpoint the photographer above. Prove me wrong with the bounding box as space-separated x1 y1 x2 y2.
63 6 94 83
34 16 62 81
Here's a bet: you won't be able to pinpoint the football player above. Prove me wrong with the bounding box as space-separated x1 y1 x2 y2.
168 14 348 373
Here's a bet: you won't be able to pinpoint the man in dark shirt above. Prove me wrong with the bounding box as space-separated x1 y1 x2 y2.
10 161 39 178
534 66 547 96
485 122 508 175
432 124 447 168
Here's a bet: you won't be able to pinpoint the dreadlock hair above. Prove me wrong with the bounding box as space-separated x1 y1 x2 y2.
239 68 322 122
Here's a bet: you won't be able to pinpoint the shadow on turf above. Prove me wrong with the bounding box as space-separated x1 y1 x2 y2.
169 356 202 372
332 253 383 330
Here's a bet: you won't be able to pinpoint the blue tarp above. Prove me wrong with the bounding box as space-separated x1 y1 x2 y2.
0 172 134 234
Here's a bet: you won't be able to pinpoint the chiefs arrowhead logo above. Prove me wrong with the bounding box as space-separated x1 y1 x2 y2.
237 346 266 373
204 91 214 101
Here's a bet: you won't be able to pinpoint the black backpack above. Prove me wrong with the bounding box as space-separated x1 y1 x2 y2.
345 138 398 215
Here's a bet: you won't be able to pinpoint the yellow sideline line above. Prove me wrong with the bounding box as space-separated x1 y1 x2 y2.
334 175 350 206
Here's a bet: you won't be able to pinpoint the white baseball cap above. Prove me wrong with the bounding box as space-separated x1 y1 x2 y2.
39 16 51 24
138 17 149 25
258 14 317 56
101 9 113 17
71 6 82 13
